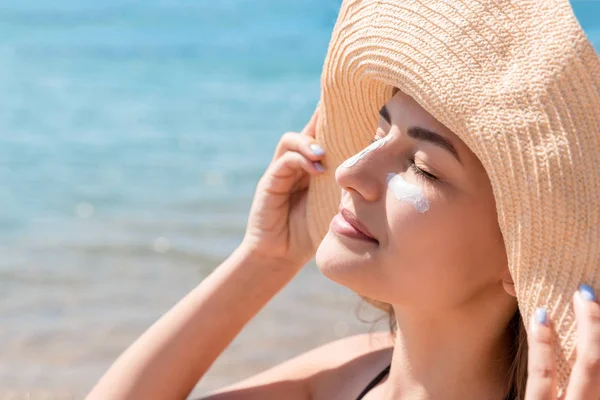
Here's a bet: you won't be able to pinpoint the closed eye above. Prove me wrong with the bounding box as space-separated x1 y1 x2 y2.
370 137 438 182
410 160 438 182
371 137 438 182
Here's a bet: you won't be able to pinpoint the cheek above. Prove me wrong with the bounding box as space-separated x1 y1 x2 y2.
381 192 505 308
315 230 386 294
382 175 436 250
386 173 430 213
382 196 439 264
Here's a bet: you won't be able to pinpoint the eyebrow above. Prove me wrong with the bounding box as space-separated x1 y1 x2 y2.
379 105 462 164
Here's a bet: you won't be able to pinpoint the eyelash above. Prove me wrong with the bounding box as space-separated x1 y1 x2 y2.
409 160 438 182
370 136 438 182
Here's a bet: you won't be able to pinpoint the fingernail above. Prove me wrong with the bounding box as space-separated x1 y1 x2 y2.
310 143 325 156
535 307 548 325
313 162 325 172
579 284 596 302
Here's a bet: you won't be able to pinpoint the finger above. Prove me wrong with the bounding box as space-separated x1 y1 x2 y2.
565 285 600 400
301 106 320 138
272 131 325 163
525 307 558 400
260 151 325 196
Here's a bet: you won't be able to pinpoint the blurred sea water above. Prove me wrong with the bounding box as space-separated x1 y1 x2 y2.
0 0 598 398
0 1 373 397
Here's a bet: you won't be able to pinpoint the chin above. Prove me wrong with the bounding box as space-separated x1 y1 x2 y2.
316 230 379 288
317 230 412 305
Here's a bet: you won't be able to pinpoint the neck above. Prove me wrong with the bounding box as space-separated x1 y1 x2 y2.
385 290 517 400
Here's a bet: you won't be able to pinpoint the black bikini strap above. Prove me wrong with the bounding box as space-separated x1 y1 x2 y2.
355 364 391 400
355 364 515 399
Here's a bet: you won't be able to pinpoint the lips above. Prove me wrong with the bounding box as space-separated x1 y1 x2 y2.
334 207 378 243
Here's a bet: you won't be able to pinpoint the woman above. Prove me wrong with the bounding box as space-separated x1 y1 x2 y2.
87 0 600 399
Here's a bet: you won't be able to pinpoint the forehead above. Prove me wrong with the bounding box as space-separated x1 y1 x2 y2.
386 90 473 159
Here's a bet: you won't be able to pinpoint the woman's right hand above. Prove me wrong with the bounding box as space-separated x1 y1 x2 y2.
241 108 326 268
87 113 326 400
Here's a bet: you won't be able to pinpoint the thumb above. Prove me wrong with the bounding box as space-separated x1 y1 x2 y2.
301 104 320 138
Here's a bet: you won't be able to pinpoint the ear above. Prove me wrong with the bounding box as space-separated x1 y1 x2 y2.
502 269 516 297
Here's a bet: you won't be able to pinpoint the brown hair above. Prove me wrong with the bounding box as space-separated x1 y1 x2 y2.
506 310 528 400
363 299 528 400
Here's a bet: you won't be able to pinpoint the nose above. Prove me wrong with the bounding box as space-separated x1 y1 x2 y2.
335 143 387 203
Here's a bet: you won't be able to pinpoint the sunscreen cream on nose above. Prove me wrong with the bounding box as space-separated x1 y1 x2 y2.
341 135 391 168
386 173 430 213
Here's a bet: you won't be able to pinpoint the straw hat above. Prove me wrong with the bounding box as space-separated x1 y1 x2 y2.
307 0 600 394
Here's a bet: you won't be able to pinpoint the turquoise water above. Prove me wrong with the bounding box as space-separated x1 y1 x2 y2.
0 1 340 253
0 0 598 397
0 1 365 397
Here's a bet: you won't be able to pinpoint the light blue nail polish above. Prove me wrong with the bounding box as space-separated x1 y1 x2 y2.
313 162 325 172
579 284 596 302
535 307 548 325
310 143 325 156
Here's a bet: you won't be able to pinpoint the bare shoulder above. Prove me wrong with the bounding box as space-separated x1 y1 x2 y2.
303 330 394 368
307 331 394 399
202 331 394 400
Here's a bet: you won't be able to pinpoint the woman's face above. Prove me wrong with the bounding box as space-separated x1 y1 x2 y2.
316 90 513 312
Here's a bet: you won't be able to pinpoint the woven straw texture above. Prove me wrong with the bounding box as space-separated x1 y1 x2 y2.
307 0 600 394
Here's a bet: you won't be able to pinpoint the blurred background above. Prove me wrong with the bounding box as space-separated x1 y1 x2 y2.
0 0 598 398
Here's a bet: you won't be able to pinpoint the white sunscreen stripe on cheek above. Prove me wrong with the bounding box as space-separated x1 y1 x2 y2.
386 173 430 213
340 135 391 168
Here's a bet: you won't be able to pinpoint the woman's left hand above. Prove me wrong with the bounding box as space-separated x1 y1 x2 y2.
525 285 600 400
